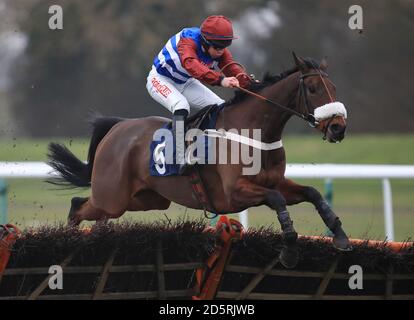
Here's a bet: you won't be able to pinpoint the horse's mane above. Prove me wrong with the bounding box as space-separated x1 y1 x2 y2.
224 57 320 106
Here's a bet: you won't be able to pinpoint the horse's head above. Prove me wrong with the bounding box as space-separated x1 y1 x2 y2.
292 52 347 143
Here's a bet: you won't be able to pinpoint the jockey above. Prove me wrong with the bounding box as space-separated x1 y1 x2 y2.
146 15 252 173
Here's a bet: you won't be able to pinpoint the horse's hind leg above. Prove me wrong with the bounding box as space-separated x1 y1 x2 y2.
279 179 352 251
68 197 120 226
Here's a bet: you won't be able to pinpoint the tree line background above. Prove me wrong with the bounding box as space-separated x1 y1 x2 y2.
1 0 413 137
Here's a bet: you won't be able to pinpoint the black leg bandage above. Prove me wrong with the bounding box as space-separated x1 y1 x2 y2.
303 187 341 231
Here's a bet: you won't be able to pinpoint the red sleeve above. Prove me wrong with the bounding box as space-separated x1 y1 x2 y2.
178 38 223 86
218 49 251 88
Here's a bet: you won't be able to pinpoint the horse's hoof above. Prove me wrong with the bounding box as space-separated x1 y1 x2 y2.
333 235 353 252
279 246 299 269
67 197 88 227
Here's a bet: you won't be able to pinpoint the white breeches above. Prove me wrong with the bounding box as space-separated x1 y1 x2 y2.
146 66 225 114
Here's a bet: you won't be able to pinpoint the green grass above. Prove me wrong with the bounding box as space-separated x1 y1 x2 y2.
283 134 414 164
1 134 414 163
0 134 413 241
0 138 89 162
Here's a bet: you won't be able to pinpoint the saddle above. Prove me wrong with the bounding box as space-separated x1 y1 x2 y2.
162 103 223 169
186 104 220 132
165 103 222 133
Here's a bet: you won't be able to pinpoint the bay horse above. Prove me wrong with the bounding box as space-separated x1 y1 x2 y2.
48 53 352 268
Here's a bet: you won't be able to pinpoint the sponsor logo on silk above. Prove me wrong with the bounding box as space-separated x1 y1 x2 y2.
152 77 172 98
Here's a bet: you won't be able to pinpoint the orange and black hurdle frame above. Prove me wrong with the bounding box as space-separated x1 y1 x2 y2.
192 215 244 300
0 224 21 277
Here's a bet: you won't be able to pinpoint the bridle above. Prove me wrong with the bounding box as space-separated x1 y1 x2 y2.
298 71 333 126
298 67 341 140
220 62 337 130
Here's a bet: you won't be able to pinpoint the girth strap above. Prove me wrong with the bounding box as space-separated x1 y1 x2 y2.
189 166 218 219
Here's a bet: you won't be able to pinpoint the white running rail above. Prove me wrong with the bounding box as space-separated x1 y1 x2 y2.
1 162 414 240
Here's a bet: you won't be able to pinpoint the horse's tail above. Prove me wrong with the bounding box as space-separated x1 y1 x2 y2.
47 116 124 188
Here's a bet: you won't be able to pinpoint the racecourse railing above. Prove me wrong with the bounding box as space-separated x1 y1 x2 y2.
1 162 414 241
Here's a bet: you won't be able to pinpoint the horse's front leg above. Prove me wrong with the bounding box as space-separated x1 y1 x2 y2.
279 179 352 251
231 182 299 268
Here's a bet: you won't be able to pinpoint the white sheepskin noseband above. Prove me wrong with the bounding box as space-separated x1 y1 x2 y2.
314 102 347 121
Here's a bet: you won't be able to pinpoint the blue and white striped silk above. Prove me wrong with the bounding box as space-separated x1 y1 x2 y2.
153 27 217 84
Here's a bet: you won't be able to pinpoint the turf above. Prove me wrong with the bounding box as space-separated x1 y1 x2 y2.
1 134 414 163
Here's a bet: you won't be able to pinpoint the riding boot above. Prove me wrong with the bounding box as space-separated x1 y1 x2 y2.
172 109 189 175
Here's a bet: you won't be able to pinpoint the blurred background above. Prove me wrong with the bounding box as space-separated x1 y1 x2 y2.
0 0 413 240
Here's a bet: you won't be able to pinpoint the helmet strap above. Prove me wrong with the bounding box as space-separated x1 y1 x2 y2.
200 34 212 54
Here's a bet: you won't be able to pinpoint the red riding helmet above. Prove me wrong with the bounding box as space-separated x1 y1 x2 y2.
200 15 237 49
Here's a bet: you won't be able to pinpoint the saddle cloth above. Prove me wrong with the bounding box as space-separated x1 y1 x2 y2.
149 104 224 177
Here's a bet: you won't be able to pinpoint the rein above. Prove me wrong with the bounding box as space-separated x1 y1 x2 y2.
219 62 335 128
236 85 317 126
